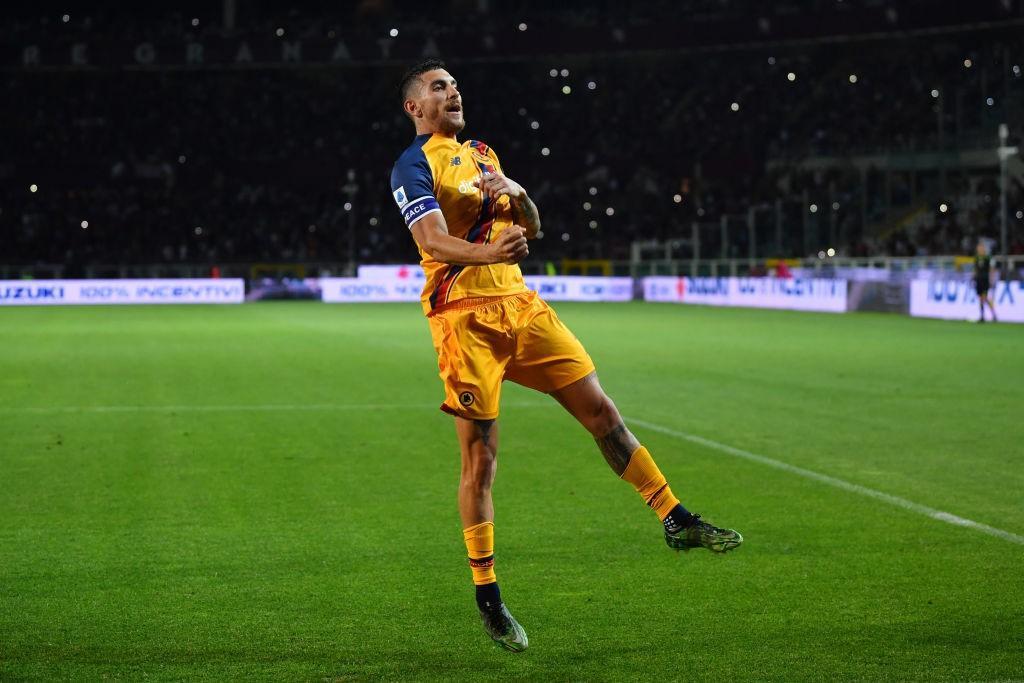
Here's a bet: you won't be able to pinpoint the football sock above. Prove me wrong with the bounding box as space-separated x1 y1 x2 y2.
475 581 502 612
662 503 696 533
463 521 499 606
620 445 692 525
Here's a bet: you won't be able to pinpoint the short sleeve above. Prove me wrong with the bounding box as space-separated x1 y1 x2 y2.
390 148 441 230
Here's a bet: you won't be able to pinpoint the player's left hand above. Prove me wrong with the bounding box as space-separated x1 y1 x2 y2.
473 172 526 203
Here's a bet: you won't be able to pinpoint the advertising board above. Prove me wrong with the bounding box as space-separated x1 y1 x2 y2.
909 279 1024 323
322 274 633 303
0 279 245 306
643 276 847 313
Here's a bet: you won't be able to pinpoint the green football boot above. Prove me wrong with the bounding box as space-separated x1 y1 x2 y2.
665 514 743 553
480 603 528 652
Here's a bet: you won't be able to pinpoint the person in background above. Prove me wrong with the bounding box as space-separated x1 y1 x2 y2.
973 241 997 323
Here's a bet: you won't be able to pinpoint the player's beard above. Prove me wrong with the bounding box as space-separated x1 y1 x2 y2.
439 113 466 136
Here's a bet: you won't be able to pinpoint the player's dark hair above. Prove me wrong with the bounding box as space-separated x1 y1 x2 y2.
398 58 448 108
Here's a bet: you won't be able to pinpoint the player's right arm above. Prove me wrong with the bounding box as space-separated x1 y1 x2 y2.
411 212 528 265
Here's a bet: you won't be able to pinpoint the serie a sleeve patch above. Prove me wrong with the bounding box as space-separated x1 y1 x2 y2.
391 144 438 230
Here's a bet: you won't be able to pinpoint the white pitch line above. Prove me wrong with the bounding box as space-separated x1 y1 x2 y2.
9 401 1019 546
625 416 1024 547
4 401 550 415
11 403 436 414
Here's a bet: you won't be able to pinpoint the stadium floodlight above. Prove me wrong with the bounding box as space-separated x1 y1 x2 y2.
787 72 796 81
518 22 527 31
81 220 89 229
29 184 38 193
939 203 948 213
389 28 398 37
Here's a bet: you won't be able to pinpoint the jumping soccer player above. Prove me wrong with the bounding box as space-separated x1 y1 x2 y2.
974 241 997 323
389 59 742 652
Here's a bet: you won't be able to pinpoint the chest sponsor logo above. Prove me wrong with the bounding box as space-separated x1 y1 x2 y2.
458 179 478 194
392 186 407 207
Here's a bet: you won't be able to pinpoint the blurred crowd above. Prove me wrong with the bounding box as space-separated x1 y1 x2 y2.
3 2 1024 271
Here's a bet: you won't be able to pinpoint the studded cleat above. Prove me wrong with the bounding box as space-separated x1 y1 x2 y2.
665 514 743 553
480 603 529 652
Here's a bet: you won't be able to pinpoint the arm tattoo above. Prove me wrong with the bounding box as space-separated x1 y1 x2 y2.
474 419 495 449
595 422 640 476
511 195 541 239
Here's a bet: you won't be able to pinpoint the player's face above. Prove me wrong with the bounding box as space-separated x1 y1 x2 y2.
416 69 465 135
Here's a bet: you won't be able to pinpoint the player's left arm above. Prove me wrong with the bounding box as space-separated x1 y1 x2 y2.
475 173 542 239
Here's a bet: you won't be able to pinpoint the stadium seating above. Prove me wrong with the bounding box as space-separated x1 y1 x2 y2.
2 2 1022 271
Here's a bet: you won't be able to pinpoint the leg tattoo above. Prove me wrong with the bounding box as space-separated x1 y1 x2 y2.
475 419 496 450
595 422 640 476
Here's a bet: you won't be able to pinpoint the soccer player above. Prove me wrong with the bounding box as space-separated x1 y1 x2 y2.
974 241 997 323
390 59 742 652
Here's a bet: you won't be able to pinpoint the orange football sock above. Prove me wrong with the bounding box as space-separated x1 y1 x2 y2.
463 521 497 585
620 445 680 520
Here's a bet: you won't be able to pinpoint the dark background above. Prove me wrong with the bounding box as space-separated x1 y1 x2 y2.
3 0 1023 274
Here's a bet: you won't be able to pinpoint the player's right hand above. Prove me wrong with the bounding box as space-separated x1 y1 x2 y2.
490 225 529 264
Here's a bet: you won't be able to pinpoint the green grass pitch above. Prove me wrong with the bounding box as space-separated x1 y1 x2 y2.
1 302 1022 681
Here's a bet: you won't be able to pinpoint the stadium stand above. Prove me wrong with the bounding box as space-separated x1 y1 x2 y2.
2 0 1022 274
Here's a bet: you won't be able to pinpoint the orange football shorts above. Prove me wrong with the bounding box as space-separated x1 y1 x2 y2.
426 290 596 420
